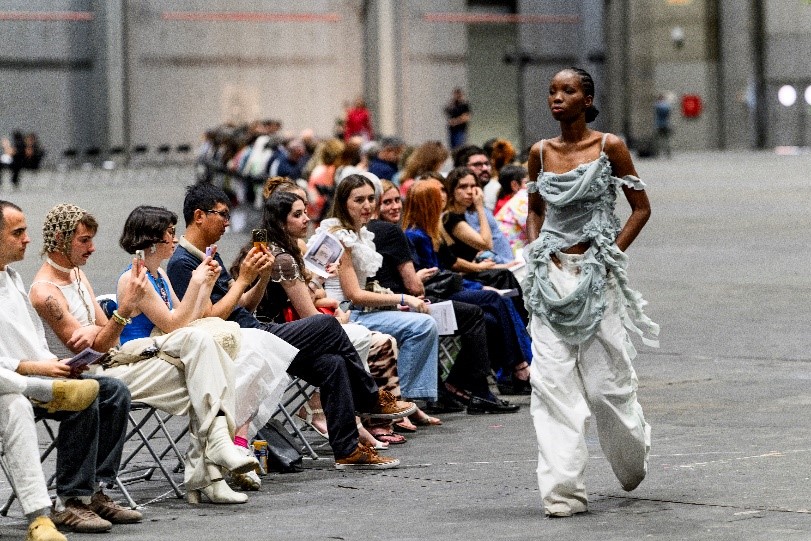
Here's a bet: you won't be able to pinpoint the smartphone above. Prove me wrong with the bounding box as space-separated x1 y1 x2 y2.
205 245 217 258
251 229 268 250
133 249 144 272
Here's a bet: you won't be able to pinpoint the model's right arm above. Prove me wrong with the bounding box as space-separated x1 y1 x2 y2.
526 141 546 242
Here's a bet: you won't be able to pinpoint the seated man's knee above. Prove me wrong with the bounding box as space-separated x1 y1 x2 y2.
0 394 35 431
93 376 131 410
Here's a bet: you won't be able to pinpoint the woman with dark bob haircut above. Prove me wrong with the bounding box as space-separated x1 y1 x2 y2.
119 205 178 253
116 205 298 500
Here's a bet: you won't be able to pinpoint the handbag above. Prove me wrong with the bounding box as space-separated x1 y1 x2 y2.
423 270 464 298
255 419 304 473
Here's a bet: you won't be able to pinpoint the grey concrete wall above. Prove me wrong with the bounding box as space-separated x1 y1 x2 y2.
398 0 467 146
717 0 755 149
4 0 808 159
0 0 105 160
763 1 811 147
518 0 595 150
124 0 365 148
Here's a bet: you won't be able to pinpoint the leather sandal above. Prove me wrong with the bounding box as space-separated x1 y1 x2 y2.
370 431 407 445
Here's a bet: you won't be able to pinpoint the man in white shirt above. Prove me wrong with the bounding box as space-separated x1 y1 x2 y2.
0 201 140 534
1 364 100 541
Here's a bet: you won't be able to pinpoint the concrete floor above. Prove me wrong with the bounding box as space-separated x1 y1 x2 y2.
1 151 809 540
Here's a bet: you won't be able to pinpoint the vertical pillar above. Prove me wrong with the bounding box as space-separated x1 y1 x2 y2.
751 0 767 149
99 0 129 156
376 0 398 136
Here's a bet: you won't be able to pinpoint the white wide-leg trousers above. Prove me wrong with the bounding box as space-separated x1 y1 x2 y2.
529 253 650 516
0 369 52 514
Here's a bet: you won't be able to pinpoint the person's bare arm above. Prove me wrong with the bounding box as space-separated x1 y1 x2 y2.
397 260 426 296
17 358 72 378
30 269 144 354
526 141 546 242
206 248 267 319
283 279 321 318
604 134 651 251
450 257 495 274
451 191 494 253
337 250 427 312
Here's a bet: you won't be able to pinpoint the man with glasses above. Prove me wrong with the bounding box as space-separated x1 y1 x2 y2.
167 183 415 470
453 146 515 263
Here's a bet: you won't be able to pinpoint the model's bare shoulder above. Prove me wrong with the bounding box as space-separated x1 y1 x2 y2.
602 133 630 156
602 133 638 178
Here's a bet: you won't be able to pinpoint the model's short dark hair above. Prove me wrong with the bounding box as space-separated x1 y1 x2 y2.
452 144 486 168
183 183 230 226
0 200 22 231
120 205 177 254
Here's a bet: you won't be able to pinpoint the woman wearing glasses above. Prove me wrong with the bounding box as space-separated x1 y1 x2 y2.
115 206 297 502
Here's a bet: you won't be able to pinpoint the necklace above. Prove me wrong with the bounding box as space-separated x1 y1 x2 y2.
149 271 171 308
74 269 95 325
46 257 94 324
45 257 74 273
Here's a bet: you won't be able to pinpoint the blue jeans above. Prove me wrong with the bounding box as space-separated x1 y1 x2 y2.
34 375 130 498
350 310 439 401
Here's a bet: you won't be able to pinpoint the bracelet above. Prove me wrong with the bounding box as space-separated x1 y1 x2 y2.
111 310 132 326
401 293 404 305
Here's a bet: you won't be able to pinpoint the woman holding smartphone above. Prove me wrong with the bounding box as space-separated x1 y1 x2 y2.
116 205 297 500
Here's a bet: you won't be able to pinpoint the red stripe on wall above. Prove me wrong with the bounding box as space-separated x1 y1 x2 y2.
161 11 342 23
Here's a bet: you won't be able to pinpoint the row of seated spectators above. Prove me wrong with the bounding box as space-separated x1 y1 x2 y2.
0 150 530 538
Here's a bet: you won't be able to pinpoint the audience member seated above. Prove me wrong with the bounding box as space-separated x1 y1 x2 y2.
398 141 449 199
30 204 263 504
453 146 515 262
0 201 139 534
367 136 404 182
402 180 533 395
166 183 413 470
493 164 530 257
0 366 99 541
312 174 439 408
233 180 405 447
115 205 298 493
368 181 522 410
483 139 517 211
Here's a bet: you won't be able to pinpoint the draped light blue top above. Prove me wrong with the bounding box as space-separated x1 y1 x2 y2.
523 134 659 346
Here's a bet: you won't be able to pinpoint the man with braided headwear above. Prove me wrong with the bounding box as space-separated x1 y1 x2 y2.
33 203 276 504
0 202 139 535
